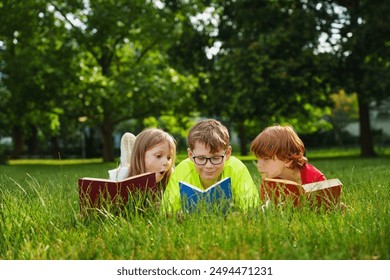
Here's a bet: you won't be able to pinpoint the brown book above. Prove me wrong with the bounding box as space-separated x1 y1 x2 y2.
261 178 342 209
78 172 156 212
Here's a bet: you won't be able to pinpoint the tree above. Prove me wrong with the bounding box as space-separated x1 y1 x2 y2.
325 0 390 156
52 0 198 161
169 1 333 154
0 0 78 158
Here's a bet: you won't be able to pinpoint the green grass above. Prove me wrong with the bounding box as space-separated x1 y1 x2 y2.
0 154 389 260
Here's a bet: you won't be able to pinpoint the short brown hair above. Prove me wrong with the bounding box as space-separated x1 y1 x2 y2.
250 124 308 169
187 119 230 153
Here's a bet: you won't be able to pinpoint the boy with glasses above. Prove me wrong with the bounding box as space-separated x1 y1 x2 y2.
161 119 260 213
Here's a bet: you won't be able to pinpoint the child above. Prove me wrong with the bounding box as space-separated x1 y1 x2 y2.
129 128 176 190
250 124 325 184
161 119 260 213
109 128 176 191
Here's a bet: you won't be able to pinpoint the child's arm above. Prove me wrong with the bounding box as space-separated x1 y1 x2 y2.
160 173 182 214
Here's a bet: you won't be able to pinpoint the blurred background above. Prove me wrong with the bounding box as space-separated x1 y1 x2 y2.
0 0 389 162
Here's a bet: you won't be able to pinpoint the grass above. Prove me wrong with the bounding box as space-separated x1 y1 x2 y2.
0 152 389 260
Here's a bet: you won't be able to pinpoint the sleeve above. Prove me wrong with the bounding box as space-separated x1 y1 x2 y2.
301 163 326 184
108 166 129 181
160 172 182 213
230 161 260 211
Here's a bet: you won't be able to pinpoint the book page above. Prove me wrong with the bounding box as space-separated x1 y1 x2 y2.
80 172 154 183
302 179 342 192
263 178 299 186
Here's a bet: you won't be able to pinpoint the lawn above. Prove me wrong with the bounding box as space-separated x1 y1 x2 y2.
0 151 389 260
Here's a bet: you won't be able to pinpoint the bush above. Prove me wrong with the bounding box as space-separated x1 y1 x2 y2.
0 143 11 164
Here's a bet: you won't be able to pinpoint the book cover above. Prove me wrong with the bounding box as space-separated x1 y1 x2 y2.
261 178 342 209
179 177 232 213
78 172 156 212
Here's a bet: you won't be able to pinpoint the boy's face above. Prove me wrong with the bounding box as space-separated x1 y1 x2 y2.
256 156 290 179
188 141 231 183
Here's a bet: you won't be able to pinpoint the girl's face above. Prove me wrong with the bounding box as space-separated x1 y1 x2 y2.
144 141 173 183
256 156 289 179
188 142 231 186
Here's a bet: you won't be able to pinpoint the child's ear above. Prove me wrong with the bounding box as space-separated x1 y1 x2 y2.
225 146 232 160
187 148 193 160
284 160 293 168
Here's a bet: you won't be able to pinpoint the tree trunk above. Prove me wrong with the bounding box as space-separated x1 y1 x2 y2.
26 125 38 158
358 97 376 157
51 136 60 159
101 119 115 162
85 127 96 158
11 125 24 159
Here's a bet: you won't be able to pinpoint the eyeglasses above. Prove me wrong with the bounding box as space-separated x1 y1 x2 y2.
191 150 227 165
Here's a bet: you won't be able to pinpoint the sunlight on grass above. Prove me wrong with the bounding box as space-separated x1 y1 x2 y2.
306 148 360 158
8 158 103 165
1 153 389 260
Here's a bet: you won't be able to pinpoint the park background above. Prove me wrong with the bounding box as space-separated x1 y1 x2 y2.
0 0 389 161
0 0 389 261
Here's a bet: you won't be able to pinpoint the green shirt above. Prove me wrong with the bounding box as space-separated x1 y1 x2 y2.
161 156 260 213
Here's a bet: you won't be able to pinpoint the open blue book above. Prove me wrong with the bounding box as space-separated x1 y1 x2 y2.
179 177 232 213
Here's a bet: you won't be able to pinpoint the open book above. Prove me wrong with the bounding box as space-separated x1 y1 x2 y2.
78 172 156 212
179 177 232 213
261 178 342 209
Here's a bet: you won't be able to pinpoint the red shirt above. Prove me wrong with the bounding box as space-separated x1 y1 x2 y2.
260 163 326 203
300 163 326 184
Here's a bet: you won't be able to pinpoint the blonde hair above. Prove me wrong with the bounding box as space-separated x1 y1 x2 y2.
187 119 230 153
129 128 176 188
250 124 308 169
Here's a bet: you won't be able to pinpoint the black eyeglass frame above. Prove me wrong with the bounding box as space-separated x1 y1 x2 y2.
190 150 227 165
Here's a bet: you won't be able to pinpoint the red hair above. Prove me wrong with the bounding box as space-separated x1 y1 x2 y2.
250 125 308 169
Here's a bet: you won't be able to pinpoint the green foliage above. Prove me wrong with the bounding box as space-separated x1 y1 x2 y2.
1 0 389 159
0 0 80 158
142 114 196 145
320 0 390 156
0 155 389 259
168 0 338 154
58 0 201 160
0 0 200 161
329 89 359 144
0 143 10 164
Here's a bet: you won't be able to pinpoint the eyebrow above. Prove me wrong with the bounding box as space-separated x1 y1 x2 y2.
191 150 225 156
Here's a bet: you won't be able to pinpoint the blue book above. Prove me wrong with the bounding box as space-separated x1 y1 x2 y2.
179 177 232 213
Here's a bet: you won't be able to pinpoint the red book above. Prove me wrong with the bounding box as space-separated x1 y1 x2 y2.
261 178 342 209
78 172 156 212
